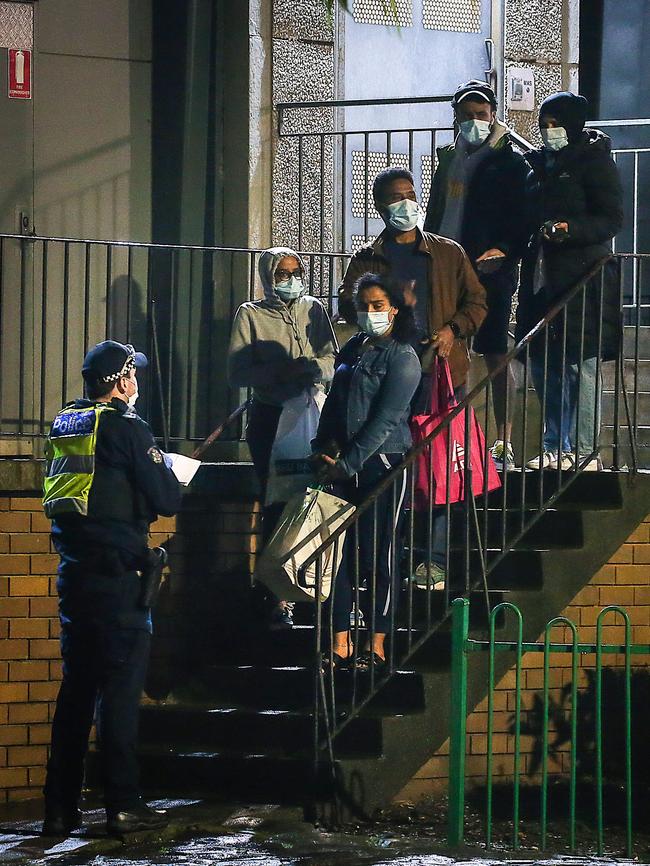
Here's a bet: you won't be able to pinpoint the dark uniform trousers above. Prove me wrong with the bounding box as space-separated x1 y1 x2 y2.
44 570 150 815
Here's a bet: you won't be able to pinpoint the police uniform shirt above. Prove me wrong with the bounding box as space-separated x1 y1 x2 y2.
51 397 182 574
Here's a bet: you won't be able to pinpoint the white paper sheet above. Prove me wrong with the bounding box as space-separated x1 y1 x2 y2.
164 452 201 486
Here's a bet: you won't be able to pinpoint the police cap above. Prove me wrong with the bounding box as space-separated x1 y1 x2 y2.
82 340 148 384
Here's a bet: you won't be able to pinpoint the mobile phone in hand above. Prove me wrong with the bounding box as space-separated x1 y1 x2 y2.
477 256 503 274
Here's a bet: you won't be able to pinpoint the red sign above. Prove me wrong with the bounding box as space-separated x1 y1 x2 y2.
8 49 31 100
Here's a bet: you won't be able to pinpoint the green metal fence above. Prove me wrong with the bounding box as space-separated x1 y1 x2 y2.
448 597 650 855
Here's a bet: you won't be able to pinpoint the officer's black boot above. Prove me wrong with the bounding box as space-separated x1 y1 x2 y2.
106 802 169 836
41 805 83 836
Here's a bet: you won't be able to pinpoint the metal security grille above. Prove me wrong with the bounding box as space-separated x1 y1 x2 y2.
420 154 436 211
0 1 33 49
351 150 409 218
353 0 413 27
422 0 481 33
350 233 377 251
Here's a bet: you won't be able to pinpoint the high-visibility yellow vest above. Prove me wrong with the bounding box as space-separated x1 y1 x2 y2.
42 404 117 518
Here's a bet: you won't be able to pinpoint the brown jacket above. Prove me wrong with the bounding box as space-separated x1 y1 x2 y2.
338 230 488 386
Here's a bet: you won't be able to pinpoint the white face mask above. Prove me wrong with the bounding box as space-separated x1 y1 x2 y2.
127 378 139 409
275 275 303 300
459 119 492 145
357 311 393 337
541 126 569 151
383 198 420 233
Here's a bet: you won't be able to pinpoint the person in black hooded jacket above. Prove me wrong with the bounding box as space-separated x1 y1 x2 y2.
515 92 623 471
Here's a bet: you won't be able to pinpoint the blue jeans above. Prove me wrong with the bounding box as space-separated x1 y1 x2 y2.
530 352 602 455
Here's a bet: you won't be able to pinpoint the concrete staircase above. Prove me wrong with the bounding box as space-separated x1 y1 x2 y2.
87 466 650 819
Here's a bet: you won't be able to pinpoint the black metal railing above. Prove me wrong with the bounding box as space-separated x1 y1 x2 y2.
301 253 649 785
276 96 454 253
0 232 350 446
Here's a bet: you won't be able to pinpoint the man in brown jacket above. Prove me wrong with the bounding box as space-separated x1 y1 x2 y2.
338 167 487 590
338 167 487 390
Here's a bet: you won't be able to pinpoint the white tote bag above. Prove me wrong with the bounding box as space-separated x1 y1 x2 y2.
255 487 355 603
265 387 326 505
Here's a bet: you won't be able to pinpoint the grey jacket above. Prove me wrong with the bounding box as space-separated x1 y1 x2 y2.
227 247 338 405
314 332 422 477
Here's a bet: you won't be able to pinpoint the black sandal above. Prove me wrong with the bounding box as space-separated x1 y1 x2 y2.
355 652 386 673
321 652 352 673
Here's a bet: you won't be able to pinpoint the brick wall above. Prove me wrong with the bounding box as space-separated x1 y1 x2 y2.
0 496 59 802
0 492 260 805
399 513 650 802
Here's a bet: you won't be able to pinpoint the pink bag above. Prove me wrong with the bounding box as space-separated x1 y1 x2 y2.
410 359 501 509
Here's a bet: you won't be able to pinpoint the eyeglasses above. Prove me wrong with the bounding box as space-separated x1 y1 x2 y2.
275 269 303 282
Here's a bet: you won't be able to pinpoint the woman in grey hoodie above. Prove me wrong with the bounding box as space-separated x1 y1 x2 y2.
228 246 338 628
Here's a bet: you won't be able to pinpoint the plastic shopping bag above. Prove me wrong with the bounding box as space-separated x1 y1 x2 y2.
265 388 325 505
410 359 501 508
255 487 355 602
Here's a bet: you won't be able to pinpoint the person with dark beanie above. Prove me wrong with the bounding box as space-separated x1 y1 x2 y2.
311 273 421 671
516 91 623 471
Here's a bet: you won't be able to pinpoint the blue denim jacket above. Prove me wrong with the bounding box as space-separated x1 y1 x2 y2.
315 332 422 477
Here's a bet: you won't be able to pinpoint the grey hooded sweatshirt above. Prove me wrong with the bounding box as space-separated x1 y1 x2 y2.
227 247 338 406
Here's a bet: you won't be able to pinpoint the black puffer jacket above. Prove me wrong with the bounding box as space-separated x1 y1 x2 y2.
515 129 624 361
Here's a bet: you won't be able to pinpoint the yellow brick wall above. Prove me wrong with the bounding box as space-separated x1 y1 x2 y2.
399 513 650 802
0 493 260 804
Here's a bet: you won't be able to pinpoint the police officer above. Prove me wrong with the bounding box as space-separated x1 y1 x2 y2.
41 341 182 837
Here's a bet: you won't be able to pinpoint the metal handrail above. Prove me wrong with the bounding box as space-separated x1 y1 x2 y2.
276 94 453 134
586 118 650 127
5 231 351 259
307 251 648 766
297 258 613 578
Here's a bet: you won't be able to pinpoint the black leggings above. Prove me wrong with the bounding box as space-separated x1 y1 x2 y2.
330 454 407 634
245 399 284 545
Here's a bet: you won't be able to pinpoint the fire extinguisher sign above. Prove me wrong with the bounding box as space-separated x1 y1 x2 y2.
8 48 32 99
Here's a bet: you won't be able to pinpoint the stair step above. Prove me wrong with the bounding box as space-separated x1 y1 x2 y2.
89 748 334 803
171 664 426 713
139 705 384 756
623 325 650 356
485 469 623 509
601 425 650 446
602 358 650 391
599 445 650 470
446 507 583 548
212 624 453 669
602 390 650 420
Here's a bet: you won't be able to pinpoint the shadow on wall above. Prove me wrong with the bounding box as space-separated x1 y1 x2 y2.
144 496 260 703
516 667 650 792
466 668 650 829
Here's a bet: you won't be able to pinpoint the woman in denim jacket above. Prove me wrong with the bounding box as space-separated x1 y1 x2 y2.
312 273 421 671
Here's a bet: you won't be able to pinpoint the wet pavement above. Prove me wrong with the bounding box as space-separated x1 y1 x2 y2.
0 799 646 866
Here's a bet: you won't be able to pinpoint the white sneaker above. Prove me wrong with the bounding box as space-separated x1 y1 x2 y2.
525 451 556 470
580 455 603 471
489 439 515 470
550 452 575 471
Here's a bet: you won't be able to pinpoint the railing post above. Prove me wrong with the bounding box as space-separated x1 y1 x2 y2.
448 596 470 846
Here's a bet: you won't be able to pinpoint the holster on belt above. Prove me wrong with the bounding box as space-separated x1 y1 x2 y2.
138 547 168 609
